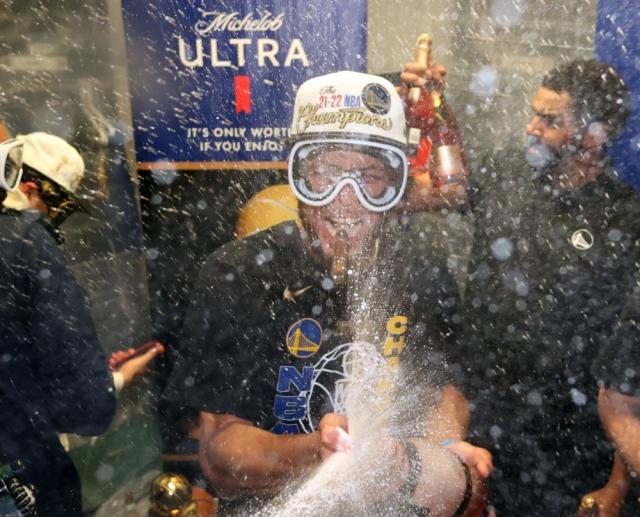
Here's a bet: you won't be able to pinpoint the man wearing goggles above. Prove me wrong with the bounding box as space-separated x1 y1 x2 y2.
165 71 491 516
0 134 116 515
0 132 163 516
3 132 85 228
285 73 410 266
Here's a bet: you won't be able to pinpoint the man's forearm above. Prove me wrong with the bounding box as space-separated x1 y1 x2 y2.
201 421 321 499
425 385 470 442
349 438 468 516
607 452 630 497
410 441 469 516
605 414 640 474
599 389 640 473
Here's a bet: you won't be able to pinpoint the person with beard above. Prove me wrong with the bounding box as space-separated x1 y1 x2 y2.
163 71 493 516
454 59 639 515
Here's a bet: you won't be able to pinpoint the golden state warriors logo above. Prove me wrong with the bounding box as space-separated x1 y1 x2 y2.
286 318 322 358
362 83 391 115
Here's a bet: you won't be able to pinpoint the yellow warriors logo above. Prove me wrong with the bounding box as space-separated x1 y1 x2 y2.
286 318 323 358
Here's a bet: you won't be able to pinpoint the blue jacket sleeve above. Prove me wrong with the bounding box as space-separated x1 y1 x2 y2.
21 222 116 436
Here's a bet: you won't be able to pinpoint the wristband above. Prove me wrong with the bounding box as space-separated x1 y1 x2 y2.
112 371 124 394
399 441 432 516
450 453 473 517
399 440 422 502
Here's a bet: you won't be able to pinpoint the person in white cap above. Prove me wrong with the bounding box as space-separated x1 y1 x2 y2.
0 134 162 516
0 135 114 516
4 131 165 385
3 132 85 224
163 71 491 516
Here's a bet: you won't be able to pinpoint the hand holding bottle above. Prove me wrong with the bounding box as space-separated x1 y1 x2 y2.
398 34 469 211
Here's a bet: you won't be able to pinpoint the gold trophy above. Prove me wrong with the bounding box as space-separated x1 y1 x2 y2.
148 473 197 517
579 494 599 516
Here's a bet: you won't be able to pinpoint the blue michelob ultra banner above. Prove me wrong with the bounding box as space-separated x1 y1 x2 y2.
596 0 640 189
121 0 367 169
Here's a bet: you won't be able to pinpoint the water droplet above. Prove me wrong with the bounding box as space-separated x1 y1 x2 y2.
527 390 542 405
570 388 587 406
95 463 115 483
321 277 334 291
607 229 623 241
491 237 514 261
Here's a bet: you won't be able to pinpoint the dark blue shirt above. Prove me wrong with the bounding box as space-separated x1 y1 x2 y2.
0 210 115 516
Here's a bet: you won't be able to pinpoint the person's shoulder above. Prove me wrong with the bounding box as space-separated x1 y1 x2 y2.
602 171 640 202
469 147 530 203
0 211 59 254
600 172 640 224
0 209 34 234
198 221 302 279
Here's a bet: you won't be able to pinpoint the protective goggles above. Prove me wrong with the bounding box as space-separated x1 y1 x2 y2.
0 139 23 192
288 138 408 212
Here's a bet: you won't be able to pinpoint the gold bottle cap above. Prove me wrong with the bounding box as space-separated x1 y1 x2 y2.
409 33 433 104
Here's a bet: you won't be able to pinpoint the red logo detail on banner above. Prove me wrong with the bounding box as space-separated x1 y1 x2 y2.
235 75 251 114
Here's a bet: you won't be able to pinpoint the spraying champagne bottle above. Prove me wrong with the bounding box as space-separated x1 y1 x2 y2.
406 34 468 189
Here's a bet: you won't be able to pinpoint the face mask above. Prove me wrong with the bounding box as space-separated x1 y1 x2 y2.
525 135 561 170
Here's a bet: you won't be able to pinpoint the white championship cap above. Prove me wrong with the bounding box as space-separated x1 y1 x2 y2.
3 132 85 210
289 71 407 147
17 132 84 193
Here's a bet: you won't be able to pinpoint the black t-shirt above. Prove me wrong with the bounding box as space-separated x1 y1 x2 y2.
593 269 640 396
164 220 462 440
461 153 640 515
